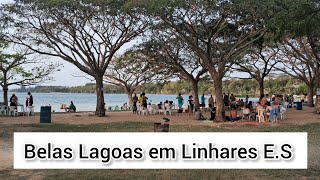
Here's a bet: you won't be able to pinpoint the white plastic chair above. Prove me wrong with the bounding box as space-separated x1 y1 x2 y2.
164 104 172 115
256 109 265 123
9 106 17 116
137 104 144 115
157 104 165 114
148 105 157 115
27 106 35 116
280 107 286 120
0 105 7 115
141 107 148 115
242 108 251 120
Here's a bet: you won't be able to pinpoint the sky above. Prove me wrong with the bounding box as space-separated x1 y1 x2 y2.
0 0 94 87
39 42 136 87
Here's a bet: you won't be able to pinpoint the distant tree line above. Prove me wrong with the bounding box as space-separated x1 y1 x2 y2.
11 77 309 97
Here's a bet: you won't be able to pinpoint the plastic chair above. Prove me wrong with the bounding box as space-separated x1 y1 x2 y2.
140 106 147 115
280 107 286 120
137 104 144 115
148 105 157 115
27 106 35 116
157 105 165 114
256 109 265 122
9 106 17 116
164 104 172 115
242 108 251 120
60 104 67 112
0 105 7 115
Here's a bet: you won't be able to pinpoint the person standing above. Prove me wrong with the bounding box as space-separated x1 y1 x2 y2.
26 92 33 107
188 95 194 113
176 93 184 109
142 92 148 109
132 93 138 114
208 95 214 109
245 95 249 104
200 94 206 108
223 93 229 106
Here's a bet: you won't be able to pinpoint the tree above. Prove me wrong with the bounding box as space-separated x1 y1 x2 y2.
140 0 267 121
2 0 148 116
141 38 208 109
276 38 319 106
104 50 168 106
0 41 57 105
232 43 279 96
270 0 320 112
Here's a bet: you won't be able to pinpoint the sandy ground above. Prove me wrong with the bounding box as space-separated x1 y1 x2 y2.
1 106 320 171
0 106 319 126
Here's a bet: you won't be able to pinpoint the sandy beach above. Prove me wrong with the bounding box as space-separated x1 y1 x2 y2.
0 106 319 126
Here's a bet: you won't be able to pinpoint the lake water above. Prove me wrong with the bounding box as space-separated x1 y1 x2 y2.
0 92 259 112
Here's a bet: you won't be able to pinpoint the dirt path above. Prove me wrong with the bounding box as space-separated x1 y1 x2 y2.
0 106 319 126
0 140 13 170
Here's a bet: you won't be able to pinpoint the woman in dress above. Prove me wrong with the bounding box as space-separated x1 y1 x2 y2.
176 93 184 109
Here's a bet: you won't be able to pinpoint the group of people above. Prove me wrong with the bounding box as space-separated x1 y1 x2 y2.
223 93 249 108
222 93 287 122
9 93 76 113
131 92 148 114
173 93 216 121
130 92 215 117
128 91 288 122
8 92 33 107
181 94 216 121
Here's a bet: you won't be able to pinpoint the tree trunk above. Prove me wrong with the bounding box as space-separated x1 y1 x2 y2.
315 76 320 113
213 76 224 122
3 85 8 106
191 81 200 110
307 84 314 107
127 91 133 107
95 76 106 117
258 79 264 96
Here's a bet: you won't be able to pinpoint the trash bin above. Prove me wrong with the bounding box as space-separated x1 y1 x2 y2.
296 102 303 110
40 106 51 123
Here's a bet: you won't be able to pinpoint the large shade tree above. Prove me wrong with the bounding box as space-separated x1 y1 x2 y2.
270 0 320 112
276 38 319 106
232 41 279 96
104 50 169 106
2 0 149 116
0 41 58 105
140 0 268 121
141 38 207 110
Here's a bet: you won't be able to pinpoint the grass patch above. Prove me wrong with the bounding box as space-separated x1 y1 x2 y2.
1 122 320 180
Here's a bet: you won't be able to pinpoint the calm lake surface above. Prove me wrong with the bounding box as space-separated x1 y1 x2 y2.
0 93 259 112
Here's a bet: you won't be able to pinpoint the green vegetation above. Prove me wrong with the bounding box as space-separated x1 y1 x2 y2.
0 122 319 179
